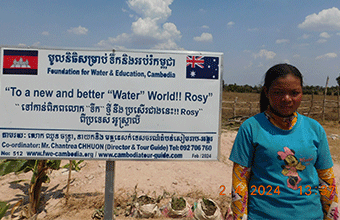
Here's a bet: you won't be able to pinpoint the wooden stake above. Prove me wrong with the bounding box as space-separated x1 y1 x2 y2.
66 160 72 204
233 97 238 117
322 76 329 122
308 93 314 117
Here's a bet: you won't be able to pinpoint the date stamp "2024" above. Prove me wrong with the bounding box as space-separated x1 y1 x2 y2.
219 185 281 196
219 185 335 196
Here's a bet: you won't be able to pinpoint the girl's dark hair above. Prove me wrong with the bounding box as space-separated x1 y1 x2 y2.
260 63 303 112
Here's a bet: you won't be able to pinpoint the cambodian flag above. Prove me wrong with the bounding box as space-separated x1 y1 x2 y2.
186 56 219 79
3 50 38 75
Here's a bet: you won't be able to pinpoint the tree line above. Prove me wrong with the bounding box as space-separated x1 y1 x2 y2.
225 76 340 95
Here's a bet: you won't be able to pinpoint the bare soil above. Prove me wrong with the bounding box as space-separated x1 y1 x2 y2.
0 128 339 220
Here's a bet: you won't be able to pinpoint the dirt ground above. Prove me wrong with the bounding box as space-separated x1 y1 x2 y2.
0 129 339 220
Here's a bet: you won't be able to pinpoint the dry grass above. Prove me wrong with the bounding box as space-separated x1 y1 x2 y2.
222 91 339 123
321 121 340 163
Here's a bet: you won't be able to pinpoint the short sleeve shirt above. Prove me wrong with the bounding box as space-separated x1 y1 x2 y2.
229 112 333 219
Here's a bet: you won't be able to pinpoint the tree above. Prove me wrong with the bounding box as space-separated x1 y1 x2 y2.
0 159 61 217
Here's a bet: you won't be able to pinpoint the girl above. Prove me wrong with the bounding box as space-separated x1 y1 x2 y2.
228 64 338 219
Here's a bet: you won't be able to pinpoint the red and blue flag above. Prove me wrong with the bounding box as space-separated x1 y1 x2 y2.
3 50 38 75
186 56 219 79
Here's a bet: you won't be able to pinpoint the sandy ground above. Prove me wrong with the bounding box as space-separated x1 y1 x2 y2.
0 130 339 220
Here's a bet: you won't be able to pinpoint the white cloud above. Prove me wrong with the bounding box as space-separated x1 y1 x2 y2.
42 31 49 36
298 7 340 31
201 25 209 29
68 26 88 35
257 62 264 68
317 39 327 43
97 33 132 48
276 39 289 44
337 33 340 36
248 27 259 32
300 34 310 39
244 61 253 69
32 42 40 46
253 49 276 60
194 33 213 42
227 21 235 27
320 32 331 38
293 54 300 58
316 52 337 59
131 18 181 41
128 0 173 21
162 22 181 39
153 39 183 50
98 0 181 50
112 33 131 43
296 43 310 47
132 17 159 36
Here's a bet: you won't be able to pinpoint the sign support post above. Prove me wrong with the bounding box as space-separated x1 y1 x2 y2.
104 160 115 220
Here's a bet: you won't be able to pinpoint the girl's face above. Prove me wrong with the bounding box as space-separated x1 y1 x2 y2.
265 74 303 117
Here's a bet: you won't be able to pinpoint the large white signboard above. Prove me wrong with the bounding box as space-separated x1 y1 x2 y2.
0 47 223 160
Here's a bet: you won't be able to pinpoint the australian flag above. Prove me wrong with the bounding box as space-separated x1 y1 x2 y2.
186 56 219 79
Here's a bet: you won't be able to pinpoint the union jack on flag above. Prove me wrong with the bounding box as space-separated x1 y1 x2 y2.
186 56 219 80
186 56 204 68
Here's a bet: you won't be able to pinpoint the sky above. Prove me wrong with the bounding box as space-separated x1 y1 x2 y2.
1 0 340 86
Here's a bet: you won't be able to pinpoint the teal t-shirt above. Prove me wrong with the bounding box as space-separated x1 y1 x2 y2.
229 112 333 219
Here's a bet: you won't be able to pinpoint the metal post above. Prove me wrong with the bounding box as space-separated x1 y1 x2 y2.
104 160 115 220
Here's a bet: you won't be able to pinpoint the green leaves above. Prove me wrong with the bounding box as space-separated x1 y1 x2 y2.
0 201 10 219
47 160 61 170
0 159 61 177
62 160 84 171
0 159 27 176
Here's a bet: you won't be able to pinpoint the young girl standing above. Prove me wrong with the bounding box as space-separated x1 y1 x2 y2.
228 64 338 219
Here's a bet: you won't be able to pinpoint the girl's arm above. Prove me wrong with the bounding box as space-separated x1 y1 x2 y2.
229 162 251 220
317 167 339 220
